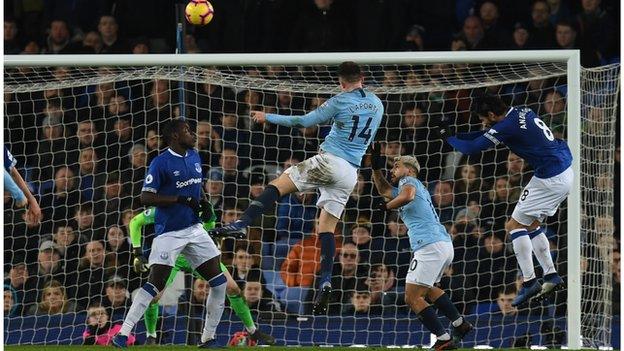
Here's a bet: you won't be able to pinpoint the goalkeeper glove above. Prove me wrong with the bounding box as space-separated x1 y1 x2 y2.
177 196 201 214
132 248 149 274
369 142 386 170
436 114 455 138
199 200 214 223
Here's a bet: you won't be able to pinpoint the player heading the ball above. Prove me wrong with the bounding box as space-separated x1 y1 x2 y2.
371 147 473 350
210 61 384 315
445 94 571 307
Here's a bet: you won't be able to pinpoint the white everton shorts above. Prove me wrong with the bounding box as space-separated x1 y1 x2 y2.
284 152 358 219
148 223 220 269
406 241 454 287
512 167 573 226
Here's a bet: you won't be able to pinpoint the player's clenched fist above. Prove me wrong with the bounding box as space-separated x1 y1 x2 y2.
132 248 149 273
250 110 266 124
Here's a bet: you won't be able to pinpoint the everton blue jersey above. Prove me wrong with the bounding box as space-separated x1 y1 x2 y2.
266 88 384 167
484 107 572 178
4 146 16 172
392 176 452 252
142 148 203 235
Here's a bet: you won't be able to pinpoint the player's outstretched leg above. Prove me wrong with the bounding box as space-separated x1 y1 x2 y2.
427 287 473 343
528 227 565 302
113 264 172 349
405 284 456 351
221 267 275 345
312 210 340 315
507 220 542 307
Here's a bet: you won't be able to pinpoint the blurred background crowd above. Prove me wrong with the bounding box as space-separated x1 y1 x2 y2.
3 0 620 340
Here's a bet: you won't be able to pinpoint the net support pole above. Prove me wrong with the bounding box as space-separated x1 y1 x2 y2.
566 50 582 350
175 3 186 120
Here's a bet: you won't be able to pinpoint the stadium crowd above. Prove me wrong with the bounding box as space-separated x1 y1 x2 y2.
3 0 620 341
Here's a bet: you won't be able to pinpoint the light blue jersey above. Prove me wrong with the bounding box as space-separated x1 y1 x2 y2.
266 88 383 167
392 176 452 252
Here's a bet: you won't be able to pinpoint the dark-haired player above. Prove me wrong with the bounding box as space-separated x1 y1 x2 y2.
210 61 384 314
444 95 572 306
114 119 227 348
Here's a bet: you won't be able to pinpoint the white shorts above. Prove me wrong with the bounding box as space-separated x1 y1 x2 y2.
284 152 358 219
149 223 220 269
512 167 574 226
405 241 454 287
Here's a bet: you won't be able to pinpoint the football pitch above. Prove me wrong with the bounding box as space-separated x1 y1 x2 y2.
1 348 532 351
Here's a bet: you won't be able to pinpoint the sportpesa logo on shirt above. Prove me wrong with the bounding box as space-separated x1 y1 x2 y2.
176 177 202 188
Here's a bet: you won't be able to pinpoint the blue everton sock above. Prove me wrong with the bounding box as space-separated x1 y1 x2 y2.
239 184 281 226
318 232 335 287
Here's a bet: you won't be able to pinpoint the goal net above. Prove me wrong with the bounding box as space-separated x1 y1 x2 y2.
3 54 619 348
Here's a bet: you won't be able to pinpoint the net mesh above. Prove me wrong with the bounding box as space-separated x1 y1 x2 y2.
3 61 618 348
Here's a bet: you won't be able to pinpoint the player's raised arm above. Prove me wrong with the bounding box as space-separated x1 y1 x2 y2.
370 143 394 199
5 146 41 223
250 97 337 128
446 133 495 155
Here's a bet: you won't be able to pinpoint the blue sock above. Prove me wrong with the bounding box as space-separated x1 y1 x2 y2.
418 305 447 338
433 293 462 326
318 232 335 287
239 185 281 226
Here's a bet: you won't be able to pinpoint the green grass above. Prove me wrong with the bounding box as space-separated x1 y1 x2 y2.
4 347 534 351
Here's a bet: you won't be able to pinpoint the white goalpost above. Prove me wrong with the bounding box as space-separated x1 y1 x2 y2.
3 51 618 349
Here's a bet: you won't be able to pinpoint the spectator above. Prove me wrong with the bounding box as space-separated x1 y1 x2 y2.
34 115 68 181
344 288 378 315
72 203 104 241
52 224 83 272
190 82 235 124
196 121 221 167
381 140 402 169
243 270 282 313
76 147 106 203
105 225 131 271
349 223 384 265
39 166 80 223
42 19 85 54
101 276 131 317
123 144 148 200
88 81 116 121
76 240 112 308
104 116 134 172
480 176 520 234
230 245 258 288
28 280 76 315
477 233 518 301
184 278 209 345
494 288 518 316
401 25 425 51
365 263 398 309
431 181 455 225
458 16 486 50
97 172 131 225
82 31 103 54
145 128 161 163
575 0 616 60
131 39 150 54
478 1 510 49
399 104 428 155
4 284 19 317
289 0 352 52
210 147 249 199
511 22 531 50
547 0 570 26
69 120 102 157
141 79 175 130
97 15 131 54
4 261 37 314
30 240 68 294
345 173 374 222
4 19 21 54
328 242 365 314
382 214 412 286
280 229 341 288
275 191 318 241
453 163 485 206
506 152 529 187
206 178 224 220
555 20 600 67
541 89 567 130
83 304 136 346
528 1 556 48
